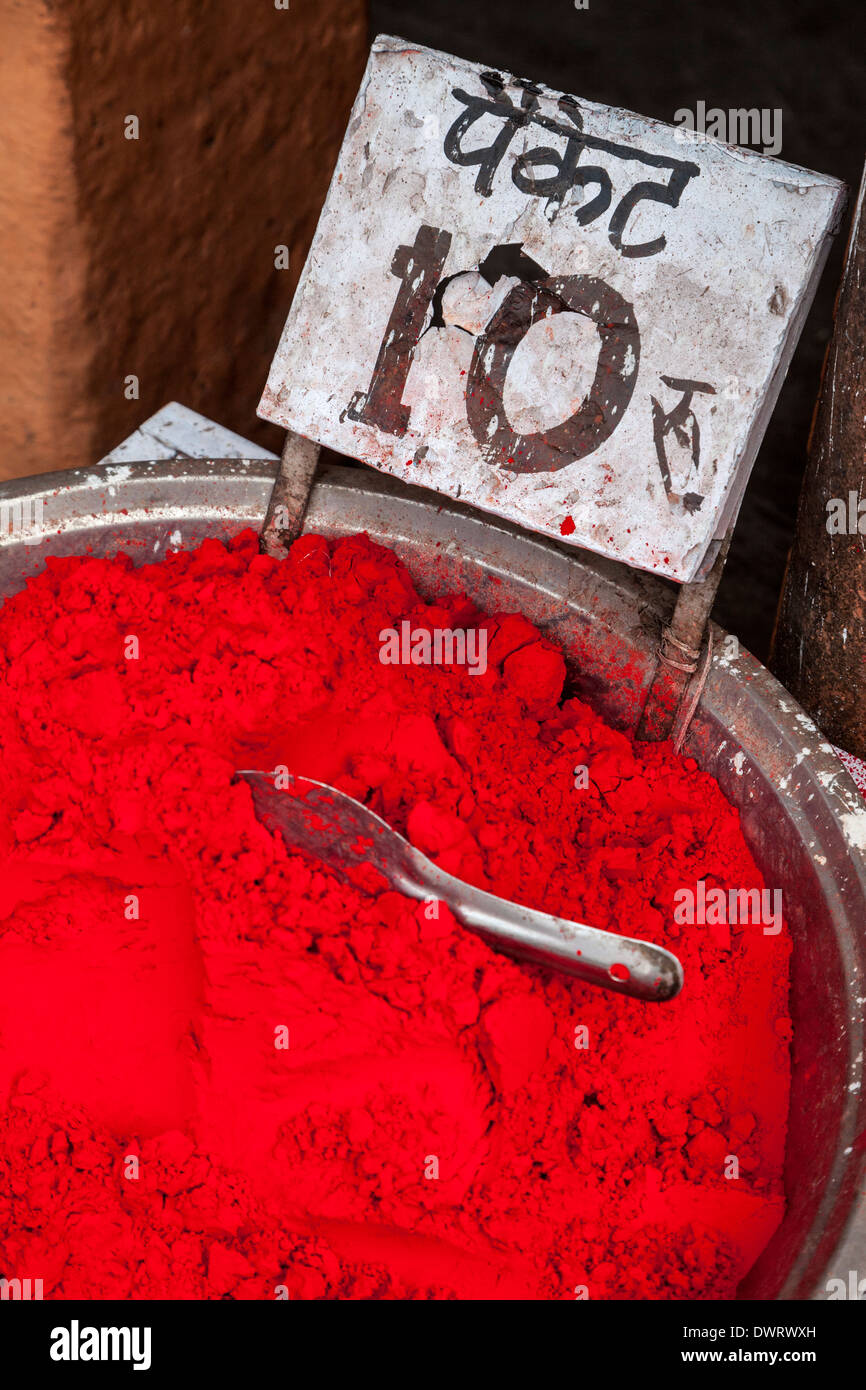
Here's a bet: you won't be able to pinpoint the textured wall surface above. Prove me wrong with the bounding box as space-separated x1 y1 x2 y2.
0 0 368 478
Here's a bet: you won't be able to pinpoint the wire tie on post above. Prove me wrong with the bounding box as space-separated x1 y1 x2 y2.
671 628 715 753
656 625 702 674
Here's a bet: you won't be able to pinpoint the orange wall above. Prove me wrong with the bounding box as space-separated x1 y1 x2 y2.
0 0 368 478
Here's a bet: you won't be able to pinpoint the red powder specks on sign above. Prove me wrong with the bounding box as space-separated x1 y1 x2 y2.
0 531 790 1300
560 516 576 536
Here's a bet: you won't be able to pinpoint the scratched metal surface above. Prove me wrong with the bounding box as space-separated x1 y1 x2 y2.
259 34 844 584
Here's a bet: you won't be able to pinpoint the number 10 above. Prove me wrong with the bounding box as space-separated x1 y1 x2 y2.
347 223 641 474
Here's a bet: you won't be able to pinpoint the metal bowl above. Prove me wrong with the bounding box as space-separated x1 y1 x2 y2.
2 456 864 1299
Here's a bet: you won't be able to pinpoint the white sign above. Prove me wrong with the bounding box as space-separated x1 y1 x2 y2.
259 35 844 582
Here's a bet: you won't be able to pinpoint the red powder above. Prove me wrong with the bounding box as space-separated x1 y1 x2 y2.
0 530 790 1300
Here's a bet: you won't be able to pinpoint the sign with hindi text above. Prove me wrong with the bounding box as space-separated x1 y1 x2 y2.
259 35 844 582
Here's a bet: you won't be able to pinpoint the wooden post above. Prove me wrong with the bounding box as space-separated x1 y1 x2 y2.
260 432 321 556
772 165 866 759
636 529 733 744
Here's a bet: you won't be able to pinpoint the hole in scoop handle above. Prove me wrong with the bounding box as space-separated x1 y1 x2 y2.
421 872 683 1002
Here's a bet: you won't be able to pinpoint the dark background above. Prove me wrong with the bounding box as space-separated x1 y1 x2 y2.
370 0 864 660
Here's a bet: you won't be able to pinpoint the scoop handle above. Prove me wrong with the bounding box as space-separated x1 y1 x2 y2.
395 861 683 1003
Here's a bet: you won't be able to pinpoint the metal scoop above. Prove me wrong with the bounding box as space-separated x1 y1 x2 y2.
238 770 683 1002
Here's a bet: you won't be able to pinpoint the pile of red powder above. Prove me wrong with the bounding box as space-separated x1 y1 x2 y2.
0 529 790 1299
